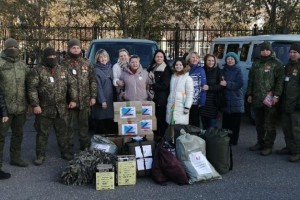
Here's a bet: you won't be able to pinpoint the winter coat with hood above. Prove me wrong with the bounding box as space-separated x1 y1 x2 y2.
166 67 194 125
120 64 151 101
91 62 114 120
222 63 244 114
189 64 207 106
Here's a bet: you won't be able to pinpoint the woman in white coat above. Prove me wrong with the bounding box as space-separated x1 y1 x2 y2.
166 59 194 138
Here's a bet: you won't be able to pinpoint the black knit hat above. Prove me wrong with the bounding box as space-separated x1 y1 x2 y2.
67 39 81 49
4 38 18 49
42 47 56 58
290 43 300 53
260 42 273 52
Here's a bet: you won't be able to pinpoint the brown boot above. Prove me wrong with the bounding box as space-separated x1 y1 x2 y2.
289 154 300 162
260 148 272 156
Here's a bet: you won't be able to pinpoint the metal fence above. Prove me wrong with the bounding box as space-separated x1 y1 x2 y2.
0 23 298 64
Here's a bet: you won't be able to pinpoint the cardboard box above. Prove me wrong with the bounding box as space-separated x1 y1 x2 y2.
117 118 157 135
96 164 115 190
116 155 136 186
114 101 142 122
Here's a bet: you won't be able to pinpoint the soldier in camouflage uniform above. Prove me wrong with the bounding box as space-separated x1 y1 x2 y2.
61 39 97 151
278 43 300 162
247 42 285 156
27 47 77 165
0 38 29 175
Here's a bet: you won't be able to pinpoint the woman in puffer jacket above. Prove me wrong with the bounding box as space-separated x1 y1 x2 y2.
166 59 194 140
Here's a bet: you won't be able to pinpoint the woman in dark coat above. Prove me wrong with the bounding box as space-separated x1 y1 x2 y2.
147 50 172 138
200 54 225 130
222 52 244 145
91 49 114 134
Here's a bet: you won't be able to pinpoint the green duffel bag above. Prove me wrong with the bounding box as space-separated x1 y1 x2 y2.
203 127 233 174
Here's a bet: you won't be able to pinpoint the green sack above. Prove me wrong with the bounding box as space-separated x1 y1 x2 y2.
203 127 233 174
176 131 221 184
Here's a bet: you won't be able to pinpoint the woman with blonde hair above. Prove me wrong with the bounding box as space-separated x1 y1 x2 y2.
91 49 114 134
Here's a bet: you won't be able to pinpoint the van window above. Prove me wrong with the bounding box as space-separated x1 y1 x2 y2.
227 44 239 54
88 42 157 68
213 44 225 59
240 44 250 62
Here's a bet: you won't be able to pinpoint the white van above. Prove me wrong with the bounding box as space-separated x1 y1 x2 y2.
210 34 300 93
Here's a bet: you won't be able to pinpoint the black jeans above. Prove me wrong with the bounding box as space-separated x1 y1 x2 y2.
222 113 242 145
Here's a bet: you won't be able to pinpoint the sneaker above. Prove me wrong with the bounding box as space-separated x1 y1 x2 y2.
61 153 74 161
34 156 45 166
260 148 272 156
0 170 11 180
10 159 28 167
276 147 291 155
289 154 300 162
249 143 263 151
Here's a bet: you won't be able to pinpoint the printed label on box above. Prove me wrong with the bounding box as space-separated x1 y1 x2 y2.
141 106 153 117
121 124 138 135
120 107 136 118
117 160 136 185
140 120 153 131
134 145 152 158
136 158 153 171
96 172 115 190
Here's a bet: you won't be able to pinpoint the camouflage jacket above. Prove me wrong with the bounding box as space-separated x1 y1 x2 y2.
282 59 300 113
0 51 29 115
27 65 77 118
247 53 284 107
61 55 97 110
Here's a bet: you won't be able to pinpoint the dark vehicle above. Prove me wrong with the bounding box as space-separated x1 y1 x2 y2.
86 38 159 68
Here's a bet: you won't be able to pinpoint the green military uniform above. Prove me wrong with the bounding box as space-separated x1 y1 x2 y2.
247 43 284 151
61 40 97 151
0 39 29 169
27 48 77 163
281 43 300 161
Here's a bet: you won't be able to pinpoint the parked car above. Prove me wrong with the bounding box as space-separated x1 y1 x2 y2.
86 38 159 68
210 34 300 123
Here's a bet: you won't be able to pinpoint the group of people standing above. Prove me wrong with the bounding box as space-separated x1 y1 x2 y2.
0 38 97 180
0 37 299 180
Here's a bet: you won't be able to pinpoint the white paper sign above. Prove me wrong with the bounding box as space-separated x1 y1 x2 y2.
137 158 153 170
134 145 152 158
94 144 111 152
189 151 212 175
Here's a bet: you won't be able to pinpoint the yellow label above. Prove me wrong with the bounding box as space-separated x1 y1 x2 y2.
96 172 115 190
117 161 136 185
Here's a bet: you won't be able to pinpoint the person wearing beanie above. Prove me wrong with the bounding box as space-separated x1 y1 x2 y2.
277 42 300 162
221 52 244 145
27 47 78 165
0 38 30 178
185 51 207 128
247 41 284 156
61 39 97 151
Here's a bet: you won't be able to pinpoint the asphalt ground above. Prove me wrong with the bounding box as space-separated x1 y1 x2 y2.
0 114 299 200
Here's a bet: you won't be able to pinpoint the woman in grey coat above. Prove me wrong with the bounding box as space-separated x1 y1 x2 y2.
91 49 114 134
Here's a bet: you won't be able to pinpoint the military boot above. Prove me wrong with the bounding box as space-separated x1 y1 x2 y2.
260 148 272 156
34 156 45 166
0 170 11 180
289 154 300 162
61 153 74 161
249 143 263 151
10 159 28 167
276 147 291 155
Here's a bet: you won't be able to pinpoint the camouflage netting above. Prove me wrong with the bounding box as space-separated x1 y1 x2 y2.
61 149 116 186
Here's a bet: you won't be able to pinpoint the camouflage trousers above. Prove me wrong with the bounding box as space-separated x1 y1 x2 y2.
254 106 278 148
0 113 26 169
282 111 300 154
34 115 69 158
67 108 90 151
